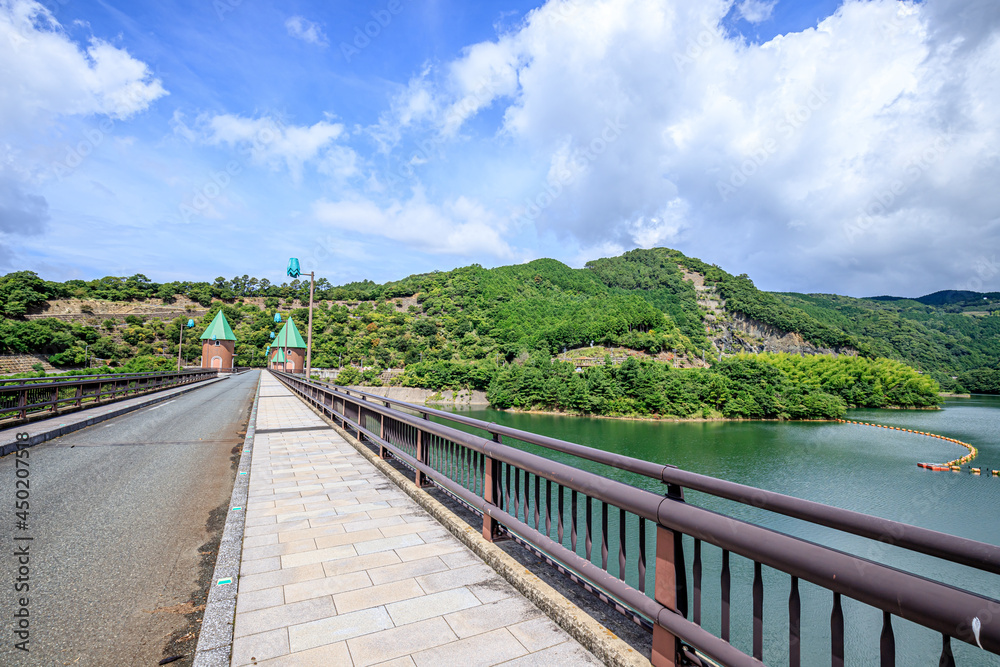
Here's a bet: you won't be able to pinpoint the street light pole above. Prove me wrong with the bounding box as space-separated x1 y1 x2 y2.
177 318 193 371
286 258 315 379
306 271 314 378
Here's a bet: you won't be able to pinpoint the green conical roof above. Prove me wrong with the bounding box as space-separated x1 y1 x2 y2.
273 317 306 349
271 348 286 362
199 311 237 341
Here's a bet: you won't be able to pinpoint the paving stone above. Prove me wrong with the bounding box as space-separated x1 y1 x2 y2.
507 617 569 652
394 540 467 562
284 569 372 604
279 542 357 569
276 522 346 543
322 550 402 577
241 537 317 561
386 587 482 626
416 563 495 594
410 628 528 667
288 606 394 653
235 586 285 614
234 595 336 638
240 556 281 575
467 579 518 605
334 578 424 614
347 617 457 667
370 657 416 667
494 640 604 666
368 556 449 586
443 597 541 639
238 562 325 593
231 627 289 666
253 640 353 666
354 533 426 555
314 527 383 550
379 520 438 537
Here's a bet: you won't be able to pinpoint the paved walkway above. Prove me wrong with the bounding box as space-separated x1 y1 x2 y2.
232 374 601 666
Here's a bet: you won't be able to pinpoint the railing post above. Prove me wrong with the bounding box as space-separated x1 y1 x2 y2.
415 429 429 487
482 453 502 542
51 387 58 413
74 384 83 407
19 388 27 419
378 413 390 459
378 403 391 459
652 525 680 667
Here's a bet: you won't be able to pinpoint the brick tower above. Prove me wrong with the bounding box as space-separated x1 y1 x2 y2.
200 310 237 371
268 317 307 373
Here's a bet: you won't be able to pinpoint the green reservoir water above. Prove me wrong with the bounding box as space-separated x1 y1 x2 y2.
438 396 1000 665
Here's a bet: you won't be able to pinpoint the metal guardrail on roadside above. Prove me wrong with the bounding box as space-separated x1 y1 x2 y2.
273 371 1000 667
0 369 217 426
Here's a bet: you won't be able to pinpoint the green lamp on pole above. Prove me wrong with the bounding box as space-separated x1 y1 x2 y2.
287 257 315 379
177 318 194 371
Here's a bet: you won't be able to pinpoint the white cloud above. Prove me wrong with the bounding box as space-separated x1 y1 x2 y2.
285 15 328 47
373 0 1000 294
312 190 516 258
737 0 777 24
198 114 352 182
0 0 167 131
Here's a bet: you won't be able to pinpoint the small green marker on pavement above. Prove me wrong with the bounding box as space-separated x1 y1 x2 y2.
239 471 247 475
217 578 233 586
231 507 242 511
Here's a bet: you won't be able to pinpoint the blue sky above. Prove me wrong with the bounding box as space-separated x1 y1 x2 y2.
1 0 998 296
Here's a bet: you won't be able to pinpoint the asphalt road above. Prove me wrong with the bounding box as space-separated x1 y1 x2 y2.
0 370 260 667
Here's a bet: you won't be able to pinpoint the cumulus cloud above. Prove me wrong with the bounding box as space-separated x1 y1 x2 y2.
194 114 353 182
0 0 167 131
373 0 1000 294
312 190 516 258
285 15 328 46
737 0 777 24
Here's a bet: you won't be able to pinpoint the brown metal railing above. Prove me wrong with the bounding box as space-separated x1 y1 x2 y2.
273 371 1000 666
0 369 217 426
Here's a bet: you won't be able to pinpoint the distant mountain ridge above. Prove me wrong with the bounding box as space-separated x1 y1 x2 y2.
867 290 1000 306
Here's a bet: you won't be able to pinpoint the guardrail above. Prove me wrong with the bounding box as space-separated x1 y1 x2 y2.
0 369 217 426
273 371 1000 667
0 370 193 386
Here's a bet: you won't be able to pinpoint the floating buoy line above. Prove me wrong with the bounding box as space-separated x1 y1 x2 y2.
836 419 992 474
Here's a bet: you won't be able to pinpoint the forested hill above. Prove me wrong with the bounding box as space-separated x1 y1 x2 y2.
1 247 998 395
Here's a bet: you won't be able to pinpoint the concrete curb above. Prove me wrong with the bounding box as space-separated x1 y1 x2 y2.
293 390 651 667
0 376 226 457
192 372 262 667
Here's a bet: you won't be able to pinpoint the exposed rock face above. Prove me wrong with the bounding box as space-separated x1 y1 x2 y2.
712 312 857 356
680 269 857 358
